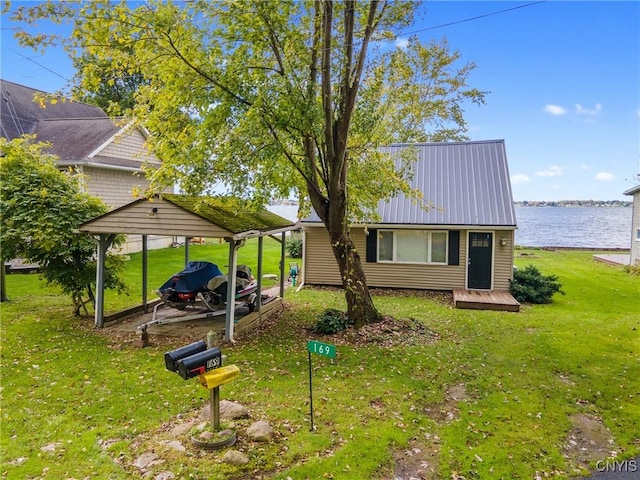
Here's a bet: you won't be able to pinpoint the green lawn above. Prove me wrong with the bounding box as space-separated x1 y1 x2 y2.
1 247 638 479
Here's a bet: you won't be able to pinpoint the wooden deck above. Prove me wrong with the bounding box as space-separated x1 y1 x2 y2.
453 289 520 312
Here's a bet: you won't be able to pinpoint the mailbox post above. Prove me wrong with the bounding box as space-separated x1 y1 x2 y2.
164 341 240 448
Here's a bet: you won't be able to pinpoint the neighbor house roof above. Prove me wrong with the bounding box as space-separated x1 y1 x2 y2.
304 139 517 227
1 79 155 171
1 79 106 139
623 184 640 196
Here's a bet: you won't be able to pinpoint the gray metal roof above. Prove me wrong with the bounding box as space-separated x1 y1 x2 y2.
305 139 517 227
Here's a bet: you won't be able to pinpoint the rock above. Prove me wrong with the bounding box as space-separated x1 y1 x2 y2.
133 452 160 470
165 440 185 452
154 472 175 480
221 450 249 465
218 400 250 420
246 420 274 442
171 422 194 436
199 431 214 441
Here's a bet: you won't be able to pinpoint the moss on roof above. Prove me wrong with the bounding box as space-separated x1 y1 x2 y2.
161 194 294 234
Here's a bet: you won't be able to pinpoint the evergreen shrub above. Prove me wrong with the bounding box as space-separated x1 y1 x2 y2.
510 264 565 304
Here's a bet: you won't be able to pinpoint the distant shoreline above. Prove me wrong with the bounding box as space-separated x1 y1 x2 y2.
515 201 630 207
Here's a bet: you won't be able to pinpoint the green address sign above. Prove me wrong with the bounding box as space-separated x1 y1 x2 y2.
307 340 336 358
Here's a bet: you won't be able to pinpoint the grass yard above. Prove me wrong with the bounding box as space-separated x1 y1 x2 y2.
1 247 638 479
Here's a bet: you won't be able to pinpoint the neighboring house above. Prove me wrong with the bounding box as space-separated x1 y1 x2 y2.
301 139 518 298
623 184 640 265
1 79 172 252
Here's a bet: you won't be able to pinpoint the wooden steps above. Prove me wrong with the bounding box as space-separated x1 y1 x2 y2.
453 289 520 312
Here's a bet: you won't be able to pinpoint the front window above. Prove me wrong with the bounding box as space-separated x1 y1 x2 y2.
378 230 448 264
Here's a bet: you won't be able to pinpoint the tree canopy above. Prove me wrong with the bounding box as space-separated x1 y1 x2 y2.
12 0 486 327
0 136 127 315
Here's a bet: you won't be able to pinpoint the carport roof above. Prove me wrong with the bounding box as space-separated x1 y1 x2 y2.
79 193 297 239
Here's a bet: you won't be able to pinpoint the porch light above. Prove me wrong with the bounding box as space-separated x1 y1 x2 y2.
500 237 507 246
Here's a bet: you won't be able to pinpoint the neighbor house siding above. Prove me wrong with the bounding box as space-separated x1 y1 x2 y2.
98 129 160 165
304 226 468 290
82 166 145 208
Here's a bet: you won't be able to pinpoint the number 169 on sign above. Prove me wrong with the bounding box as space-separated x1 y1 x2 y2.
307 340 336 358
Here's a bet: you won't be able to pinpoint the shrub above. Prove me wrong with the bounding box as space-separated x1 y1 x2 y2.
286 232 303 258
314 308 352 334
510 264 565 304
623 260 640 275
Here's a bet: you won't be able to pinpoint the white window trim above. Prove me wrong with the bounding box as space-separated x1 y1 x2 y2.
378 229 448 265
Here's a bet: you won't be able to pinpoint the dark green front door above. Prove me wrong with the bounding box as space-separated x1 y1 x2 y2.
467 232 493 290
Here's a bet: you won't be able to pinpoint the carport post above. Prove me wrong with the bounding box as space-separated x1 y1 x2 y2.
142 235 148 312
94 234 116 328
279 232 286 297
224 239 242 343
257 236 263 313
184 237 190 265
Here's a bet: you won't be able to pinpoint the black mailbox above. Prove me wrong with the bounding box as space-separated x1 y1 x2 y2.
177 347 222 380
164 340 207 372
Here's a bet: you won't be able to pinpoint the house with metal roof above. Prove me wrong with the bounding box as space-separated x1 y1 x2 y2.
1 79 172 252
300 139 520 310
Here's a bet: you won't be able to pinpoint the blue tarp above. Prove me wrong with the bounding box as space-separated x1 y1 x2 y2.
158 261 224 293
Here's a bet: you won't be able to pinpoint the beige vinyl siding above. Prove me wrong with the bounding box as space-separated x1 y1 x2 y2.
493 230 515 290
99 129 160 165
80 198 234 238
304 226 467 290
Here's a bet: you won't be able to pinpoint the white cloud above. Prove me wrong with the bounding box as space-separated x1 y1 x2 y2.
576 103 602 116
395 37 409 49
544 104 567 116
511 173 531 185
536 166 564 177
594 172 615 181
580 164 590 170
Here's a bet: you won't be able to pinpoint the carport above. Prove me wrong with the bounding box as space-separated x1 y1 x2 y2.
79 194 298 342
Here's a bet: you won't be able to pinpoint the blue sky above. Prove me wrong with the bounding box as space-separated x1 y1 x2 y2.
2 1 639 201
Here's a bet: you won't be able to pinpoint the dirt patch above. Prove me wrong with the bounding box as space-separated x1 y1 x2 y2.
424 384 467 424
563 413 617 470
392 436 440 480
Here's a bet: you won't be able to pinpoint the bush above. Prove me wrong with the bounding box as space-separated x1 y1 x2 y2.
286 232 303 258
623 260 640 275
314 308 352 334
510 264 565 304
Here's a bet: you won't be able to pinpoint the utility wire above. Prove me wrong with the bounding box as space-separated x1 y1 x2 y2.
8 47 69 80
402 1 547 36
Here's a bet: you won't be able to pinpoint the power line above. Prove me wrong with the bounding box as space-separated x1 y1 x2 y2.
8 47 69 81
401 1 547 36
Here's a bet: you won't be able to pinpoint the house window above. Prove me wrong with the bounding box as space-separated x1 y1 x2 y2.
636 228 640 241
378 230 448 264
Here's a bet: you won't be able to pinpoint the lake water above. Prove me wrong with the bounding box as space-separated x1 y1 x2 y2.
268 205 633 249
514 206 631 249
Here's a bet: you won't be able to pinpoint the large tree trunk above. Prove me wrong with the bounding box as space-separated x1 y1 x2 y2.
309 182 383 328
328 229 382 328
